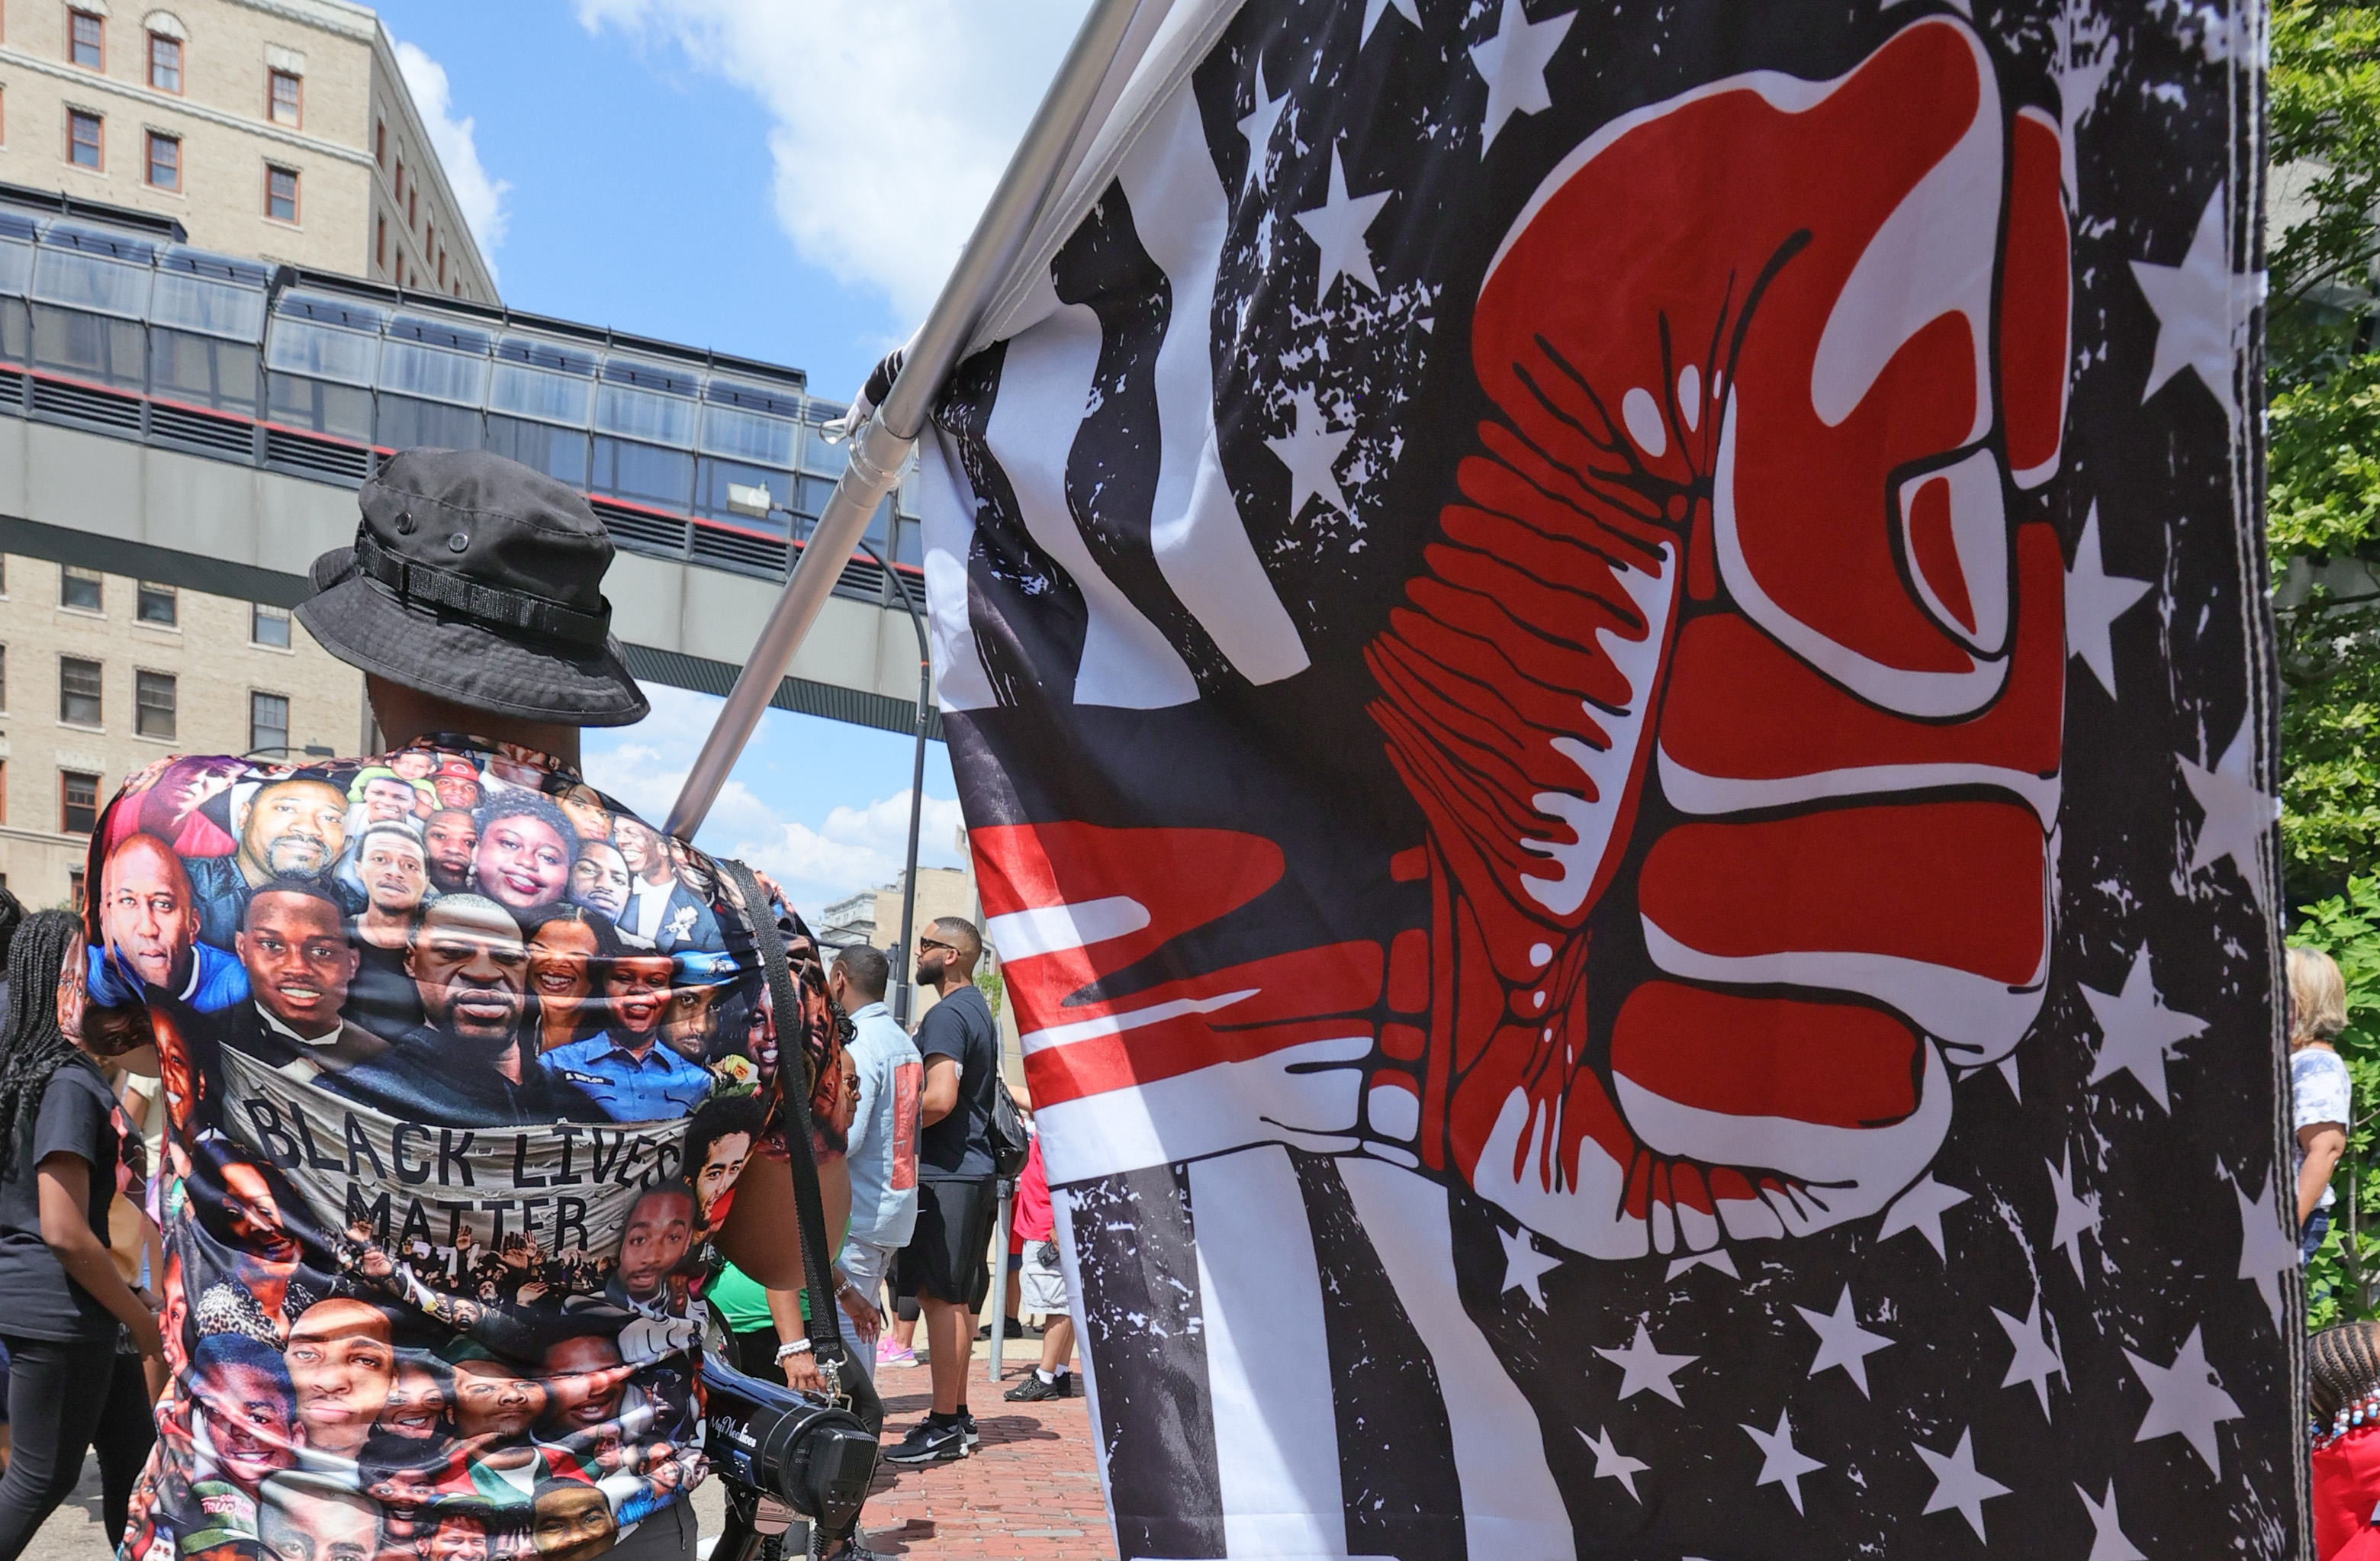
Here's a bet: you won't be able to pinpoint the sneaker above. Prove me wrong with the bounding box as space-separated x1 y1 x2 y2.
1003 1372 1074 1402
882 1418 968 1465
958 1408 979 1447
976 1317 1038 1341
875 1338 917 1369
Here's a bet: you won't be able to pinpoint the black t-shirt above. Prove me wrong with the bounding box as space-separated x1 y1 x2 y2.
915 984 999 1181
0 1063 120 1342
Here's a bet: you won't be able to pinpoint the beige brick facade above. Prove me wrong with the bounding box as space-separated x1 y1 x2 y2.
0 0 494 301
0 551 362 907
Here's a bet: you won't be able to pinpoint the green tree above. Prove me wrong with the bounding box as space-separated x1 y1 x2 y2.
2271 0 2380 897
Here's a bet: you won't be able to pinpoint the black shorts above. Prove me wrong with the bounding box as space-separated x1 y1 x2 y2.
894 1176 998 1310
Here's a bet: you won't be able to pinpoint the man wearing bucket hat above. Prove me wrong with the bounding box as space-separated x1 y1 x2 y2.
98 450 854 1561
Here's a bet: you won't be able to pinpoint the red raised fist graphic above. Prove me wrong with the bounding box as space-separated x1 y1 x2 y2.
1365 15 2069 1257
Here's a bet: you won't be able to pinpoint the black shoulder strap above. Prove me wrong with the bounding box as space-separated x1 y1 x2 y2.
716 858 844 1365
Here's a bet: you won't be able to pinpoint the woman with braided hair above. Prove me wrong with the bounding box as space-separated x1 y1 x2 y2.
0 909 166 1557
2315 1321 2380 1558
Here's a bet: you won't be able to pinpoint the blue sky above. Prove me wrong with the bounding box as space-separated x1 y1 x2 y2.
371 0 1090 916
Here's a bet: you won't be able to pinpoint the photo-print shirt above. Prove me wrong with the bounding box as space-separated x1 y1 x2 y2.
89 737 848 1561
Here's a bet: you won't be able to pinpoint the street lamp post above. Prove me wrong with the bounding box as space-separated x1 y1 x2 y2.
754 504 934 1023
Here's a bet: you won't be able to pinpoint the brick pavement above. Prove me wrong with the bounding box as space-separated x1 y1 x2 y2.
851 1355 1118 1560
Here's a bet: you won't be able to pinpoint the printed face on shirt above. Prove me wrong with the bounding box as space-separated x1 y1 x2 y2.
407 898 529 1048
475 814 571 914
261 1482 381 1561
101 833 198 991
532 1483 614 1561
540 1334 626 1431
240 780 348 880
377 1362 449 1440
568 843 631 920
222 1160 296 1260
285 1299 394 1456
529 918 598 1012
427 1514 490 1561
240 890 359 1038
614 1186 693 1299
433 774 482 812
360 832 429 916
691 1131 751 1223
556 786 614 845
390 751 436 780
613 818 671 885
661 985 719 1063
203 1362 297 1489
605 955 673 1044
361 777 419 824
423 810 479 895
452 1358 547 1440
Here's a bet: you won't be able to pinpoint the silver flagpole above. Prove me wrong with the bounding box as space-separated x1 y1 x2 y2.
666 0 1151 842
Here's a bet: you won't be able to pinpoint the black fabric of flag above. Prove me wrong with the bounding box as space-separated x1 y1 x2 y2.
917 0 2292 1553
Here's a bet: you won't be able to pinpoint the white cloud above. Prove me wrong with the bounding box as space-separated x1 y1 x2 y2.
394 40 514 278
582 683 966 922
572 0 1089 346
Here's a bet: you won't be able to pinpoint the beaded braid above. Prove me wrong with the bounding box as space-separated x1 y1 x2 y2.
2311 1321 2380 1437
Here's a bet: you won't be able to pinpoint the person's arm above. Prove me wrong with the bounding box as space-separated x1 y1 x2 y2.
719 1152 852 1388
920 1055 960 1128
2301 1122 2349 1225
37 1153 162 1357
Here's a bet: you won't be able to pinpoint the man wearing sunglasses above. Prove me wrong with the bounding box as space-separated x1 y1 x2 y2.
883 918 1002 1466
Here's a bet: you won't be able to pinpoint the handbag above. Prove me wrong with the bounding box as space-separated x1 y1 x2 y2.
987 1073 1031 1180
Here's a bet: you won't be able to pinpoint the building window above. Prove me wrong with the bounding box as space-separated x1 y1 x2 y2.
376 213 387 269
145 131 178 191
68 869 85 909
69 9 103 69
59 657 101 726
438 250 447 288
266 165 298 224
249 690 289 754
375 117 385 167
1 645 9 712
148 32 181 93
136 581 175 625
61 772 98 836
251 603 290 648
407 186 416 227
394 157 404 204
68 109 101 170
269 69 301 128
135 669 175 739
60 567 101 612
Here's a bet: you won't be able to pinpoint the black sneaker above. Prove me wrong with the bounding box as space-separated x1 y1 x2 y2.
1004 1372 1074 1402
976 1317 1039 1340
882 1418 968 1465
958 1408 980 1447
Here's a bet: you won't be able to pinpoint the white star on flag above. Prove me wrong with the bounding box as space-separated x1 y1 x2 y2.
1794 1285 1893 1399
2047 1150 2102 1282
1468 0 1574 154
1499 1224 1562 1308
2125 1324 2242 1475
1915 1429 2012 1542
1594 1321 1697 1406
1292 146 1393 307
1581 1426 1649 1502
1362 0 1422 44
1667 1247 1739 1282
2233 1164 2301 1334
1877 1174 1970 1259
1991 1295 2064 1418
1263 390 1355 517
2181 713 2278 911
2082 944 2208 1112
1741 1409 1824 1514
1237 61 1288 198
2129 185 2263 426
2076 1479 2148 1561
2066 503 2153 701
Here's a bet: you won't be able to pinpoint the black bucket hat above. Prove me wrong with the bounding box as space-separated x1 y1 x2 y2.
298 448 651 727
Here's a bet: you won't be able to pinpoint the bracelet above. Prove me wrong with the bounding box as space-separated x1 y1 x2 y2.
835 1276 858 1299
775 1338 814 1360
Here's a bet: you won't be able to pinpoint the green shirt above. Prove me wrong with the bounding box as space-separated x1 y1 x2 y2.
709 1260 778 1333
